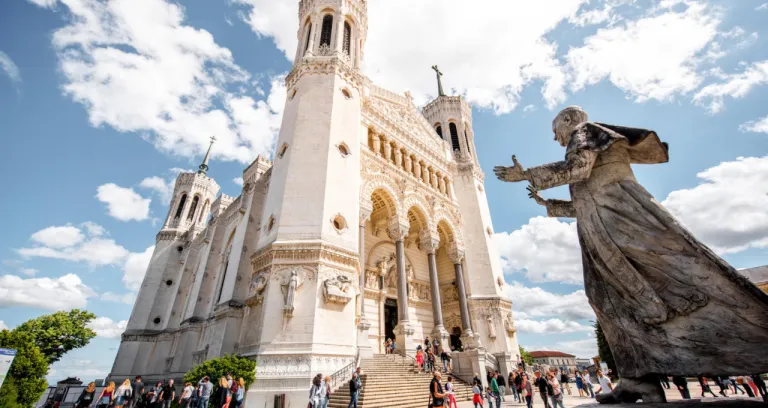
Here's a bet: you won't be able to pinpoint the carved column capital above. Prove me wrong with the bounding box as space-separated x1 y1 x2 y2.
387 216 409 242
419 229 440 254
360 206 373 226
447 243 465 264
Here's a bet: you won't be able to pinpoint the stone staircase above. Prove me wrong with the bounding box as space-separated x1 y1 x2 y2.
327 354 474 408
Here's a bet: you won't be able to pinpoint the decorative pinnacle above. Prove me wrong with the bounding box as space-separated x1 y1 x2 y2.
198 136 216 175
431 65 445 97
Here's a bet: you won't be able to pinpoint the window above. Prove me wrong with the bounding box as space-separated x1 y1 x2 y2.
153 317 161 325
341 88 352 99
166 279 173 286
289 89 297 101
435 125 443 139
320 15 333 47
449 123 461 152
303 23 312 54
343 22 351 55
267 215 276 232
337 142 351 157
464 129 472 155
174 194 187 219
278 142 289 158
187 196 200 221
199 199 210 222
332 214 347 233
216 260 229 303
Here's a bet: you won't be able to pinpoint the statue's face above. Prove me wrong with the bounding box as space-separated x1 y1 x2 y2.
552 114 573 147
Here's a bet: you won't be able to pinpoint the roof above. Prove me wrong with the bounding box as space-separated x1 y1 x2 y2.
529 351 576 358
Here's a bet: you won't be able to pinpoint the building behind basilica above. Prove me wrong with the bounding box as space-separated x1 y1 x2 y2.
109 0 520 405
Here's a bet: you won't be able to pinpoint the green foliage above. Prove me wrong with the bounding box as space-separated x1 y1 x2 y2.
13 309 96 365
518 346 533 365
0 330 49 408
594 321 617 374
183 355 256 389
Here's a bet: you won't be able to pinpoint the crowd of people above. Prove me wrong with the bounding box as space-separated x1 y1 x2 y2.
74 375 246 408
691 375 767 400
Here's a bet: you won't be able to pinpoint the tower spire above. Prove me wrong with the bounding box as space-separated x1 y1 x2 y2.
198 136 216 175
431 65 445 97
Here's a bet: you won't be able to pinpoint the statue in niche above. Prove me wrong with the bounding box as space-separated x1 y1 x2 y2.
406 265 415 298
377 254 394 277
280 270 303 316
494 106 768 404
365 270 379 289
247 272 268 305
486 316 496 339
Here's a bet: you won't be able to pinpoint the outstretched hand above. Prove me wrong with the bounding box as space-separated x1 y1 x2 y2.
493 155 528 183
527 185 547 207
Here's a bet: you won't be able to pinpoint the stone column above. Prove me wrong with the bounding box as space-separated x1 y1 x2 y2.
404 155 412 174
383 142 392 162
389 216 414 354
394 148 403 167
414 161 422 180
357 208 374 358
422 231 449 352
449 244 478 349
372 133 381 155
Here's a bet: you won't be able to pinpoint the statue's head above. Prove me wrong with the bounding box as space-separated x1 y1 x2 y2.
552 106 588 147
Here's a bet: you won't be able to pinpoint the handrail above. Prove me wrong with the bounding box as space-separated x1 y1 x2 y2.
329 352 357 392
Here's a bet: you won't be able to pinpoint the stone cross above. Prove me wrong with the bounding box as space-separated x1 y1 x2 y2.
431 65 445 97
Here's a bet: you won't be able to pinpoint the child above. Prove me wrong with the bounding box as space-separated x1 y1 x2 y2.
485 387 495 408
472 383 483 408
445 376 458 408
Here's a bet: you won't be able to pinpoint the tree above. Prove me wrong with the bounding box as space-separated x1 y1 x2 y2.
183 355 256 389
594 321 617 374
0 330 49 408
519 346 533 365
13 309 96 364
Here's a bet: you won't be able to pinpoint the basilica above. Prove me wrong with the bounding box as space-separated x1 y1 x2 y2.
109 0 520 405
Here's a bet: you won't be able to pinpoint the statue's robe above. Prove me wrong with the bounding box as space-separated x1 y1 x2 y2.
528 122 768 378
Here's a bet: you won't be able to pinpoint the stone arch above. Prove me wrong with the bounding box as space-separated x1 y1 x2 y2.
402 194 434 233
361 176 402 215
406 205 430 237
434 214 463 250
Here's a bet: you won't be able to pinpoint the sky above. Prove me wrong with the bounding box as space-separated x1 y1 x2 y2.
1 0 767 383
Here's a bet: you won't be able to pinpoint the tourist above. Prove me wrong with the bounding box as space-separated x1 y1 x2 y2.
426 348 436 373
159 379 175 408
489 372 501 408
582 370 595 398
698 376 718 398
509 372 520 402
130 376 144 408
433 337 440 355
146 382 162 408
115 379 133 408
197 377 213 408
322 376 332 408
218 377 231 408
390 340 396 353
444 376 458 408
441 349 451 372
752 374 767 397
547 372 566 408
347 373 360 408
534 370 552 408
521 374 533 408
714 376 728 397
742 376 756 398
75 382 96 408
658 375 670 390
494 370 506 402
672 376 690 399
730 376 746 394
430 371 447 408
473 373 482 387
180 382 195 408
416 349 425 373
309 374 325 408
575 372 585 397
596 370 613 395
484 387 495 408
96 381 116 408
472 382 483 408
233 379 245 408
515 368 525 401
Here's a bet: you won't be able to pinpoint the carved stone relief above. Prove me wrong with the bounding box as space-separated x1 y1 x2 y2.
323 274 353 305
245 271 268 306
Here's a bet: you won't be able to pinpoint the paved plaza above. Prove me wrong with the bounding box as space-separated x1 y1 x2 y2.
456 382 766 407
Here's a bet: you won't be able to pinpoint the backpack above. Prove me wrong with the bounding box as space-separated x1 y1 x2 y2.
230 382 238 394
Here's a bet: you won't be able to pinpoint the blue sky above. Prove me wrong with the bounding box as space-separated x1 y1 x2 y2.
1 0 767 383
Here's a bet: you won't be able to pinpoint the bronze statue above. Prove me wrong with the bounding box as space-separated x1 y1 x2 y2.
494 106 768 404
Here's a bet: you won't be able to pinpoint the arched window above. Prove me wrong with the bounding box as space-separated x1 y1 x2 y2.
187 196 200 221
464 129 472 156
198 199 210 223
320 15 333 47
343 22 351 55
435 125 443 139
174 194 187 219
449 123 461 152
216 233 235 303
303 23 312 54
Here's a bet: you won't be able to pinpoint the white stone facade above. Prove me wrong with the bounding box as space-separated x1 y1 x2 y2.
109 0 520 405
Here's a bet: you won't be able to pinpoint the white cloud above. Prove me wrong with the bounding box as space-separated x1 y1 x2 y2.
741 115 768 133
516 318 592 334
662 156 768 254
0 51 21 84
123 246 154 292
19 268 38 277
80 221 106 237
693 60 768 113
555 338 598 358
86 317 127 339
45 0 283 164
96 183 151 222
30 225 85 249
27 0 57 7
566 1 722 103
232 177 244 186
0 274 97 311
100 292 135 304
495 217 582 284
0 321 7 330
19 223 130 266
757 3 768 11
505 282 594 321
139 176 174 205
